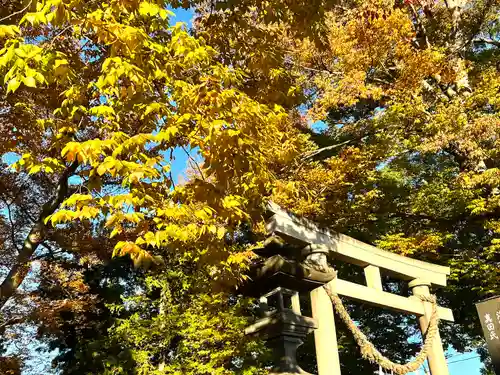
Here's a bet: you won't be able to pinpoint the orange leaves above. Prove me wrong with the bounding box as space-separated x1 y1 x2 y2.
354 8 414 55
0 356 21 375
49 263 90 295
114 241 142 257
61 142 85 163
295 5 449 118
113 241 163 268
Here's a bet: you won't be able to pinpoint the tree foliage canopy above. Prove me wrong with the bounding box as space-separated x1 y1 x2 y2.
0 0 499 374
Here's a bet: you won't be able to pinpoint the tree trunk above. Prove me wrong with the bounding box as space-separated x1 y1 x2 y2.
0 161 78 309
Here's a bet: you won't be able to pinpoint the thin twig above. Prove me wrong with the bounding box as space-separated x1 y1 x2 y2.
300 139 353 162
283 49 342 75
0 185 21 252
5 203 20 253
370 77 392 85
297 63 342 75
168 149 176 190
181 145 206 181
473 38 500 48
45 25 74 50
40 242 56 257
0 0 32 23
0 317 24 334
409 4 430 49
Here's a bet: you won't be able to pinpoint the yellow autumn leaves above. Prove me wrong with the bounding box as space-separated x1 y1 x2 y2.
0 0 303 271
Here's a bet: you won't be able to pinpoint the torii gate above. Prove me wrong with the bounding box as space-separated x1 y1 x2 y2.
249 203 454 375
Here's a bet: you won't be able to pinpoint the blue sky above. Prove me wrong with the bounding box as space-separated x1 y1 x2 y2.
157 7 195 182
170 6 194 25
446 351 483 374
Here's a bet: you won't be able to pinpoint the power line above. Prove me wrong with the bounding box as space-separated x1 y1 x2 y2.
445 351 479 360
448 355 481 364
373 353 481 374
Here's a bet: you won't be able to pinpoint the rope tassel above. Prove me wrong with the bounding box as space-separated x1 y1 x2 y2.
323 283 440 375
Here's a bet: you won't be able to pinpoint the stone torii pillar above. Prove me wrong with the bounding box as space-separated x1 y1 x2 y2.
310 286 341 375
410 279 449 375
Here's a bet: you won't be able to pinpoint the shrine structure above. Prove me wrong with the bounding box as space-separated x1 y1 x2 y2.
243 203 454 375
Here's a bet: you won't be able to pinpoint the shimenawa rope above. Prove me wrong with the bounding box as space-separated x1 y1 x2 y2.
323 281 440 374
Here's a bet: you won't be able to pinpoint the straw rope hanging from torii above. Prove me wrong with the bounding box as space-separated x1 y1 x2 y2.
323 280 440 375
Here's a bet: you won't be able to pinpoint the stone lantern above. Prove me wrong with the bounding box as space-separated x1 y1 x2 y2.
243 236 337 374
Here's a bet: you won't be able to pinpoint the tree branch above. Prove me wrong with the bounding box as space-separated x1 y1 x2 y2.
370 77 392 85
443 0 466 51
181 145 206 181
473 38 500 48
36 242 58 259
295 63 341 76
2 201 20 253
0 161 78 310
0 317 24 335
463 0 496 50
0 0 32 23
300 139 353 162
409 4 430 49
168 148 176 190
